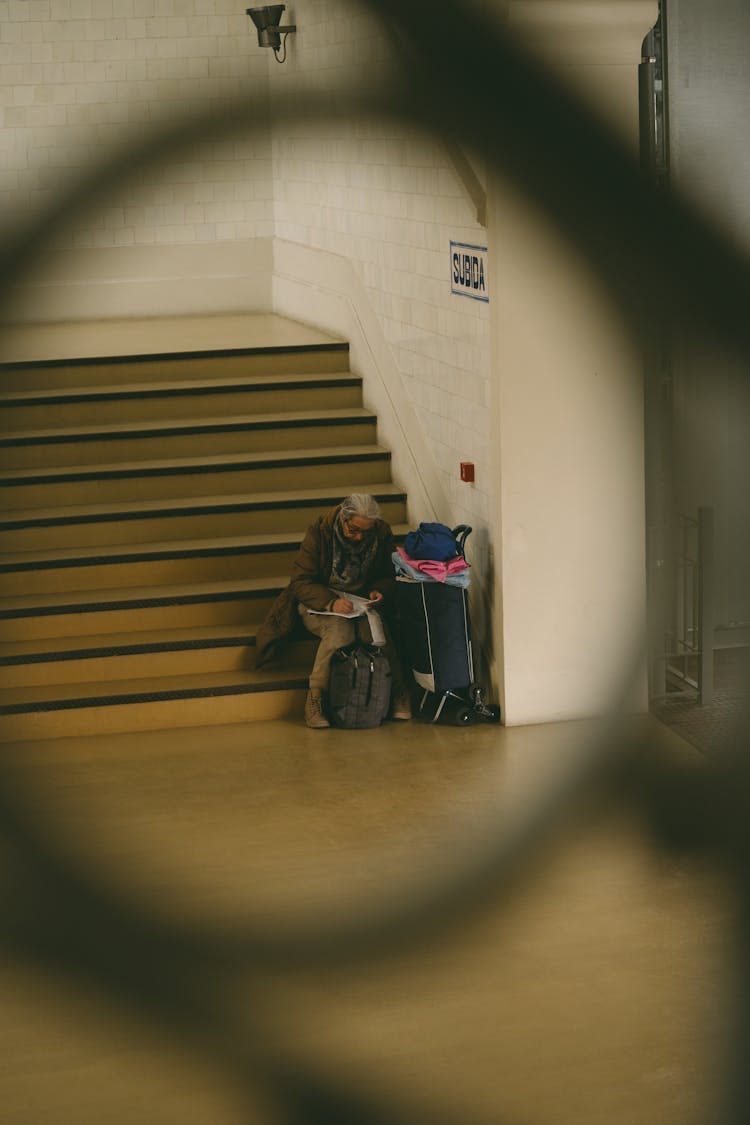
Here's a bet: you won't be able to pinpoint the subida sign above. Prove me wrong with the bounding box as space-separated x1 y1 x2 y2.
450 241 489 302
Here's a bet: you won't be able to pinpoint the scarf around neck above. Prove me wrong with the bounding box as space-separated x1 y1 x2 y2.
329 511 379 592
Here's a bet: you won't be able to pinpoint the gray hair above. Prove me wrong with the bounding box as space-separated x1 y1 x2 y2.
340 493 380 521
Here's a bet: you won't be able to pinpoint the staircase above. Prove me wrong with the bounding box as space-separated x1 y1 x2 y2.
0 317 408 741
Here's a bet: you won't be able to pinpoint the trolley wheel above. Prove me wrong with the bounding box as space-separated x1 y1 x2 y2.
469 683 484 704
455 707 473 725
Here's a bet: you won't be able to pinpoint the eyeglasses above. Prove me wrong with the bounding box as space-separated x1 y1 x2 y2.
343 517 375 540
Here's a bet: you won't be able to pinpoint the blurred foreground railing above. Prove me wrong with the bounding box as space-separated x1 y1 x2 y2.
653 507 715 706
0 1 748 1123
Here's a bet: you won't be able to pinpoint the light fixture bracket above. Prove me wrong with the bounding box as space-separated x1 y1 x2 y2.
246 6 297 61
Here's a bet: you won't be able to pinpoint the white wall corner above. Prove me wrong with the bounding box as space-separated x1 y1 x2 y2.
489 178 648 726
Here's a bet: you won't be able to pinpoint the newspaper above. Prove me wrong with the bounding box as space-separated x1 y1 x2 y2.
307 592 386 645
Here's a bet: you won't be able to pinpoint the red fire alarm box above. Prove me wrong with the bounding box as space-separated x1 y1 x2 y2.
460 462 475 483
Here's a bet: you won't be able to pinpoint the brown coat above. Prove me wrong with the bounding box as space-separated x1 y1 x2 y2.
255 506 397 667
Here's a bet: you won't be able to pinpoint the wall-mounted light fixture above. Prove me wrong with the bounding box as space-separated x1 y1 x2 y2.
246 6 296 64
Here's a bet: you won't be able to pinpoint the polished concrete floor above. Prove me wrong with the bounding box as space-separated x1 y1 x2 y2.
0 714 732 1124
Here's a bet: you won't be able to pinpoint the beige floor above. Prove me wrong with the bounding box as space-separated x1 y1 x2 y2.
0 714 732 1125
0 313 342 364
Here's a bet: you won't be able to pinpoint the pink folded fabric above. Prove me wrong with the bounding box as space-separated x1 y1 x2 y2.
397 546 470 582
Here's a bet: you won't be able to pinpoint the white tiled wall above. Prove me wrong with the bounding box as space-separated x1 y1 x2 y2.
269 0 493 544
0 0 274 248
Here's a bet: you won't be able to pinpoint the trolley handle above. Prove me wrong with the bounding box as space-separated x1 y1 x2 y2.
451 524 472 558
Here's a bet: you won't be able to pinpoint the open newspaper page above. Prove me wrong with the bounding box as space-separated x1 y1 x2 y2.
307 592 386 645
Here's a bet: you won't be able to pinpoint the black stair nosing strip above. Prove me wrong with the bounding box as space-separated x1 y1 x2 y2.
0 537 300 574
0 449 391 489
0 488 407 531
2 529 408 576
0 374 363 409
0 634 260 667
0 632 316 667
0 412 376 448
0 585 281 620
0 677 309 714
0 341 349 373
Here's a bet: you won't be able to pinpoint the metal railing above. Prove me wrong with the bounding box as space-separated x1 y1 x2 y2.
654 507 715 705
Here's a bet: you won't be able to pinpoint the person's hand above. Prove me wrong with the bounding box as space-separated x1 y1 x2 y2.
368 590 384 605
332 598 354 614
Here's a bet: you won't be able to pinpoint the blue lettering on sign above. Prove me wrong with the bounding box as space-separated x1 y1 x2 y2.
450 241 489 302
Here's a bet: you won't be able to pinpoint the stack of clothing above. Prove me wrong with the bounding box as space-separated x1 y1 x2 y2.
392 545 470 587
392 520 470 587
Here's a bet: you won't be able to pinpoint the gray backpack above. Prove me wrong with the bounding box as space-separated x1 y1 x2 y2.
328 638 391 728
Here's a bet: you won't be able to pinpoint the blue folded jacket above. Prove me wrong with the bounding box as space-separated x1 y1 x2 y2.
402 521 459 561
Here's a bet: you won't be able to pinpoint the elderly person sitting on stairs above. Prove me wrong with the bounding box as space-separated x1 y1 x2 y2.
255 493 412 728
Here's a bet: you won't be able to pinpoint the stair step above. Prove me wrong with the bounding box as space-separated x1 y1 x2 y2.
0 623 256 662
0 341 351 390
0 483 407 551
0 576 288 640
0 408 378 470
0 532 301 596
0 372 363 429
0 551 288 595
0 624 315 687
0 623 256 659
0 524 410 597
0 665 311 710
0 666 309 741
0 444 393 510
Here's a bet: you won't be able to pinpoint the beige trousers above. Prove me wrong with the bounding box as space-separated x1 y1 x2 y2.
298 605 405 693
